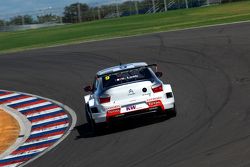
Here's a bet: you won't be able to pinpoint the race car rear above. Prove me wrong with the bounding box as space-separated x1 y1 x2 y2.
84 63 176 130
94 81 175 123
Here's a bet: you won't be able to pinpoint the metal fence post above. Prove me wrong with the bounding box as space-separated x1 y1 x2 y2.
185 0 189 8
207 0 210 5
22 16 25 25
98 7 101 20
164 0 168 11
152 0 156 13
116 0 120 17
77 3 81 23
134 0 139 15
60 16 63 24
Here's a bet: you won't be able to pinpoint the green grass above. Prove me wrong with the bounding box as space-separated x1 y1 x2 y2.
1 1 250 53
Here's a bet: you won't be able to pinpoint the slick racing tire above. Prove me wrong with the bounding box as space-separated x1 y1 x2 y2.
85 105 95 131
85 105 105 134
165 104 177 118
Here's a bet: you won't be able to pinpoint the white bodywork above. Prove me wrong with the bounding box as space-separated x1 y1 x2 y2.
84 62 175 124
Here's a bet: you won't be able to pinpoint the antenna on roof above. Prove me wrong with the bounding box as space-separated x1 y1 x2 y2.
117 51 123 67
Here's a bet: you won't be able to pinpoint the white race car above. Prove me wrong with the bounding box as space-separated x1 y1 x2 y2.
84 62 176 131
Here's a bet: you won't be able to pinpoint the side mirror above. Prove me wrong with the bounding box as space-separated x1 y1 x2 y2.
84 85 92 92
155 72 163 78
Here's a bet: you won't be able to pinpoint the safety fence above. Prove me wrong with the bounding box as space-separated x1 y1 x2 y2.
0 0 223 31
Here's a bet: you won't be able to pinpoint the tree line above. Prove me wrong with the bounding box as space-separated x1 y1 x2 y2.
0 14 62 26
0 0 242 26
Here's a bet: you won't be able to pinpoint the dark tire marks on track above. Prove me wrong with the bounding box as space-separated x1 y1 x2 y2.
0 22 250 167
125 32 233 166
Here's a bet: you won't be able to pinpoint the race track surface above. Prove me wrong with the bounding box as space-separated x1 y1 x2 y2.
0 22 250 167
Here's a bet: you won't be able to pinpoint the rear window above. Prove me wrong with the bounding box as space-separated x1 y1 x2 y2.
102 67 153 88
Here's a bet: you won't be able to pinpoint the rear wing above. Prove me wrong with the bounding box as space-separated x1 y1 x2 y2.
97 64 158 78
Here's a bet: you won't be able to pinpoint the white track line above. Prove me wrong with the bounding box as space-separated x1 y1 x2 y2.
31 123 69 135
5 97 37 106
0 93 20 99
17 102 52 111
22 134 64 146
26 107 63 118
4 148 46 159
31 115 68 125
4 162 22 167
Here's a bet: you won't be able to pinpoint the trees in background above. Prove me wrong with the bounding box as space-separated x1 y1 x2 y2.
0 20 5 26
9 15 33 25
62 0 208 23
0 0 209 26
63 3 90 23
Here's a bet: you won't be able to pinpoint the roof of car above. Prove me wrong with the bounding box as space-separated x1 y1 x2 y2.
97 62 148 77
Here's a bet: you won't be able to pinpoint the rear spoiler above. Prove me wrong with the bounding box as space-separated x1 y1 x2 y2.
97 64 158 78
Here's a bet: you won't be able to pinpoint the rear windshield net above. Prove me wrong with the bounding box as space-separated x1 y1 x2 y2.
102 67 152 88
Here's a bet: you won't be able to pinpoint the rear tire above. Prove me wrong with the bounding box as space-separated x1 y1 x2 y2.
85 105 106 134
165 105 177 118
85 105 95 131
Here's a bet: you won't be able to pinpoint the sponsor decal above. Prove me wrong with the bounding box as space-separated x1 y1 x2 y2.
142 93 151 96
106 108 121 120
147 100 164 110
126 105 136 111
105 105 120 111
107 108 120 114
105 75 110 80
116 75 139 82
147 100 161 106
146 97 162 102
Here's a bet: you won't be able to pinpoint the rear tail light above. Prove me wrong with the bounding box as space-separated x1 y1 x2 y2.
152 84 163 93
99 96 110 104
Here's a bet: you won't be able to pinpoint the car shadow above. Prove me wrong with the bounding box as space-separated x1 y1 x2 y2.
74 113 176 139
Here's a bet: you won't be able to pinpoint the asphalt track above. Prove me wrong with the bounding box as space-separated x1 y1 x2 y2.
0 22 250 167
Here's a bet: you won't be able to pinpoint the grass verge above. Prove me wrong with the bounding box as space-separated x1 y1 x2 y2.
1 1 250 53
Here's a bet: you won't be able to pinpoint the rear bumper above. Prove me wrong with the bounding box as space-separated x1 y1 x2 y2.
92 101 175 123
107 107 163 122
